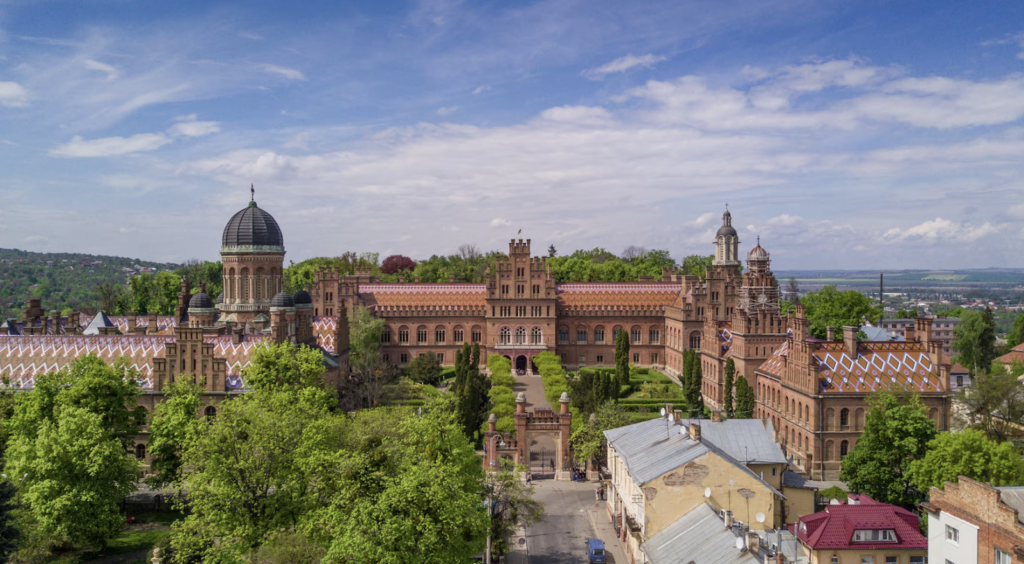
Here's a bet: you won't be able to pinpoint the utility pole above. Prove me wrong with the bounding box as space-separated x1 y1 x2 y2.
879 272 884 327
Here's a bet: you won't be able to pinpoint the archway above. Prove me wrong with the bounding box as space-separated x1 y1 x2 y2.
516 355 527 373
529 433 558 479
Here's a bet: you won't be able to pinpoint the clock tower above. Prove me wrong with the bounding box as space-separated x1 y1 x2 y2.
728 239 788 391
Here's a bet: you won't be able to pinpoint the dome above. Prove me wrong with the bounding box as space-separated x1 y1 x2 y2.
748 239 769 261
221 201 284 249
293 290 312 305
270 292 294 308
189 292 214 310
716 224 738 237
216 293 224 304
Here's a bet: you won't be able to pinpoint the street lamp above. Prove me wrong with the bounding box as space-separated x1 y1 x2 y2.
486 435 505 564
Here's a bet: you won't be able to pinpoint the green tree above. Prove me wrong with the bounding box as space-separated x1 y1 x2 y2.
570 401 634 466
408 351 443 386
6 406 140 548
1007 313 1024 349
681 255 713 277
684 351 704 417
952 308 998 374
734 375 755 419
723 358 735 418
547 245 557 258
955 362 1024 441
485 460 544 557
146 380 204 488
243 341 329 400
907 429 1024 493
615 329 630 394
453 344 490 441
839 392 936 509
349 306 384 374
801 285 882 340
0 480 19 562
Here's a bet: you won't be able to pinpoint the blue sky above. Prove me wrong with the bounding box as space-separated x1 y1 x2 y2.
1 0 1023 269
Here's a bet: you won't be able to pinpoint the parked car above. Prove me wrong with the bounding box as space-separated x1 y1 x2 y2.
585 538 606 563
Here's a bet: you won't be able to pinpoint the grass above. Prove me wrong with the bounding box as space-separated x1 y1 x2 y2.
78 510 184 562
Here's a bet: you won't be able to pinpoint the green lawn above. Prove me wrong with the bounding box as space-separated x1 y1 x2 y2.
78 510 184 562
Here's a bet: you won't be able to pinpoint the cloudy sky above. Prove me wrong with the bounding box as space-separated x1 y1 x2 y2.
1 0 1023 269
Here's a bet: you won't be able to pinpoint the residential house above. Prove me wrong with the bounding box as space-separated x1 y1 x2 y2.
795 494 927 564
922 476 1024 564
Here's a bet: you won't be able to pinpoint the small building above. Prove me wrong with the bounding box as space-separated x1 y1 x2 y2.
922 476 1024 564
795 494 927 564
642 503 789 564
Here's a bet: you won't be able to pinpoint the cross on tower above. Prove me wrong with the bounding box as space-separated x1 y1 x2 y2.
250 184 255 201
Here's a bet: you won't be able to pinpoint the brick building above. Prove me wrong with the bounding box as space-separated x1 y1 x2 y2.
923 476 1024 564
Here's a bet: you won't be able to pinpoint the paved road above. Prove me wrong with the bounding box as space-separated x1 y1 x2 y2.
513 374 551 410
520 480 629 564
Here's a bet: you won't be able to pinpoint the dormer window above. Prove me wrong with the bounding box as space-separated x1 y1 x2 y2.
852 529 896 542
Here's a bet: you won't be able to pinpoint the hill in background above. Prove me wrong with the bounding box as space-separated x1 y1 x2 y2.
0 248 178 319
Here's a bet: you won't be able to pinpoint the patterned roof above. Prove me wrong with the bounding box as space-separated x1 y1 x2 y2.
360 284 487 309
110 316 179 335
0 334 267 391
556 283 681 309
797 495 926 550
313 317 337 353
756 338 946 394
718 323 733 356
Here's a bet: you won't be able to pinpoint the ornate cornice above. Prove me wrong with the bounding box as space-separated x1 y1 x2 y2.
220 245 286 255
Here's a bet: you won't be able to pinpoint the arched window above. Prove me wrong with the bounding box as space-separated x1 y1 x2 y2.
135 443 147 460
435 325 446 344
417 325 428 344
576 326 587 343
381 328 392 343
205 405 217 418
499 327 511 345
840 408 849 428
689 331 701 351
515 327 526 345
398 325 409 343
594 326 605 343
227 267 236 300
649 326 660 344
241 268 250 301
530 327 543 345
630 326 642 344
453 325 465 343
255 267 265 300
840 440 849 458
805 405 810 424
558 327 569 344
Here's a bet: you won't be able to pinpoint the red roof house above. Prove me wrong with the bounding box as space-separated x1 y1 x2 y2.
795 494 928 561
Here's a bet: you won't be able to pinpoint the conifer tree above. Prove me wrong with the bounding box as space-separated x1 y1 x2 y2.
615 330 630 394
723 357 735 418
734 375 755 418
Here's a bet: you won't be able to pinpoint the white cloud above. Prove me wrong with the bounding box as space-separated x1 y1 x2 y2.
260 64 306 81
175 114 198 121
884 218 1003 242
473 85 491 94
490 218 511 227
0 81 30 107
169 120 220 137
436 106 459 116
768 214 803 226
981 32 1024 60
583 54 666 80
538 105 613 126
49 133 172 157
24 235 48 244
82 59 119 81
691 212 716 227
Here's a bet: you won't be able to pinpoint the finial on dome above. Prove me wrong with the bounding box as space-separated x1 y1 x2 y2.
251 184 255 201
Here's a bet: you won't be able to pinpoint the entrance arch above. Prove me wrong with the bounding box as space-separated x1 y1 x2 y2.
516 355 527 372
529 433 557 478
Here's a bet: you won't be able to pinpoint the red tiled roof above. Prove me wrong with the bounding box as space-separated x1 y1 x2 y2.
759 340 789 378
998 347 1024 365
360 284 486 309
555 283 681 309
797 495 926 550
816 341 944 394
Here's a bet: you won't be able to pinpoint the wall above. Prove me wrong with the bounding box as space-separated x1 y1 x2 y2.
808 549 928 564
927 510 978 564
927 477 1024 564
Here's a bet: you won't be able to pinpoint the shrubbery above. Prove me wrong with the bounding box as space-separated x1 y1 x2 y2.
485 355 517 433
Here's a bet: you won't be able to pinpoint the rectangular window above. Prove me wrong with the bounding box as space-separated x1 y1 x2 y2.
577 329 587 343
651 353 659 364
886 558 898 564
383 353 390 363
559 329 569 343
400 353 408 364
861 558 874 564
418 329 427 343
649 329 660 344
531 306 542 316
632 353 640 363
946 525 959 544
381 330 391 343
533 284 540 294
435 330 446 344
578 353 586 365
399 329 409 343
560 353 566 362
631 329 641 344
596 354 604 364
454 329 464 343
472 329 482 343
595 328 605 343
997 549 1012 564
437 353 444 363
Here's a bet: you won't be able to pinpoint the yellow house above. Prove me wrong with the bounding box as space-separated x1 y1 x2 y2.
605 412 790 562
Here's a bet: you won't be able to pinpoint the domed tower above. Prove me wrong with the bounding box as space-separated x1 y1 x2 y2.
219 194 285 325
188 285 217 327
713 208 740 267
737 237 780 314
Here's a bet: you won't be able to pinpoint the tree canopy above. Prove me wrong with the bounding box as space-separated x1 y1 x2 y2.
952 308 998 374
907 429 1024 493
801 285 882 340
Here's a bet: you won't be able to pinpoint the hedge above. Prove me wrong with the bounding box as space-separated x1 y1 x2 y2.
485 354 518 435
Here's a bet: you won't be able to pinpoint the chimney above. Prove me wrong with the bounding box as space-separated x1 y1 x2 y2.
904 323 916 342
50 311 60 334
842 326 858 358
488 413 497 433
826 326 835 341
711 411 723 422
689 423 701 442
916 317 933 345
233 327 243 344
559 392 570 414
746 532 759 555
127 316 137 334
666 403 673 416
673 410 683 424
724 511 733 529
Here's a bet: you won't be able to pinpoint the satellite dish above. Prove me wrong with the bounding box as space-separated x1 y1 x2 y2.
704 487 712 498
735 537 745 551
660 408 666 416
756 512 766 523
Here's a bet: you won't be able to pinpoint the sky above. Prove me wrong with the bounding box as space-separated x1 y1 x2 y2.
1 0 1023 270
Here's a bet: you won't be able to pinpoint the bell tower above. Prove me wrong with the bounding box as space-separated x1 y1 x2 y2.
713 208 740 267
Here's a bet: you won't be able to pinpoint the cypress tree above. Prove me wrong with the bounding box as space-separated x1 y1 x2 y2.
723 357 735 418
471 342 481 369
615 329 630 395
687 355 704 418
735 375 755 418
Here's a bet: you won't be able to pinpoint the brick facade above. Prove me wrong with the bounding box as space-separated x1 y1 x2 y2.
925 477 1024 564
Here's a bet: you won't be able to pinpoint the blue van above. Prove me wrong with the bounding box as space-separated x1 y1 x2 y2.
585 538 607 563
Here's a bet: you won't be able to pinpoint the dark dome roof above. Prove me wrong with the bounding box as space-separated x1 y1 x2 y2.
270 292 294 308
216 293 224 304
293 290 312 305
716 224 738 237
189 292 214 309
222 201 284 248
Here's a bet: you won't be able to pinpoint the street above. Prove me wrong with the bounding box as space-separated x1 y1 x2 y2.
518 479 629 564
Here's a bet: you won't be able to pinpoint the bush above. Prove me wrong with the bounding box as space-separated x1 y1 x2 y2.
251 531 326 564
408 352 442 386
490 403 515 419
496 416 515 433
489 386 513 401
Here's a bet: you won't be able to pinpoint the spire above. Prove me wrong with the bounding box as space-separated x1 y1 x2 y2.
251 184 255 201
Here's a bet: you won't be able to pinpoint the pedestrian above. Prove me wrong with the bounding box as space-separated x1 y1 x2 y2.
550 460 555 472
600 485 605 500
595 487 600 501
526 472 532 485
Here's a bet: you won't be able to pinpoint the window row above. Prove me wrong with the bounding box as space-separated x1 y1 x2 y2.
387 325 483 344
555 325 661 345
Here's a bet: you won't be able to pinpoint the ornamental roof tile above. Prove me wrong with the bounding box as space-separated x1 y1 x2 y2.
759 340 788 379
359 284 487 309
719 323 733 357
797 495 926 550
0 334 267 391
313 317 337 353
555 283 681 309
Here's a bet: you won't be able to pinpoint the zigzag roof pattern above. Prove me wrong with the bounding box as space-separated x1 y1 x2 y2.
755 338 945 394
555 283 681 309
0 334 267 391
360 284 487 308
313 317 337 353
109 316 179 334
